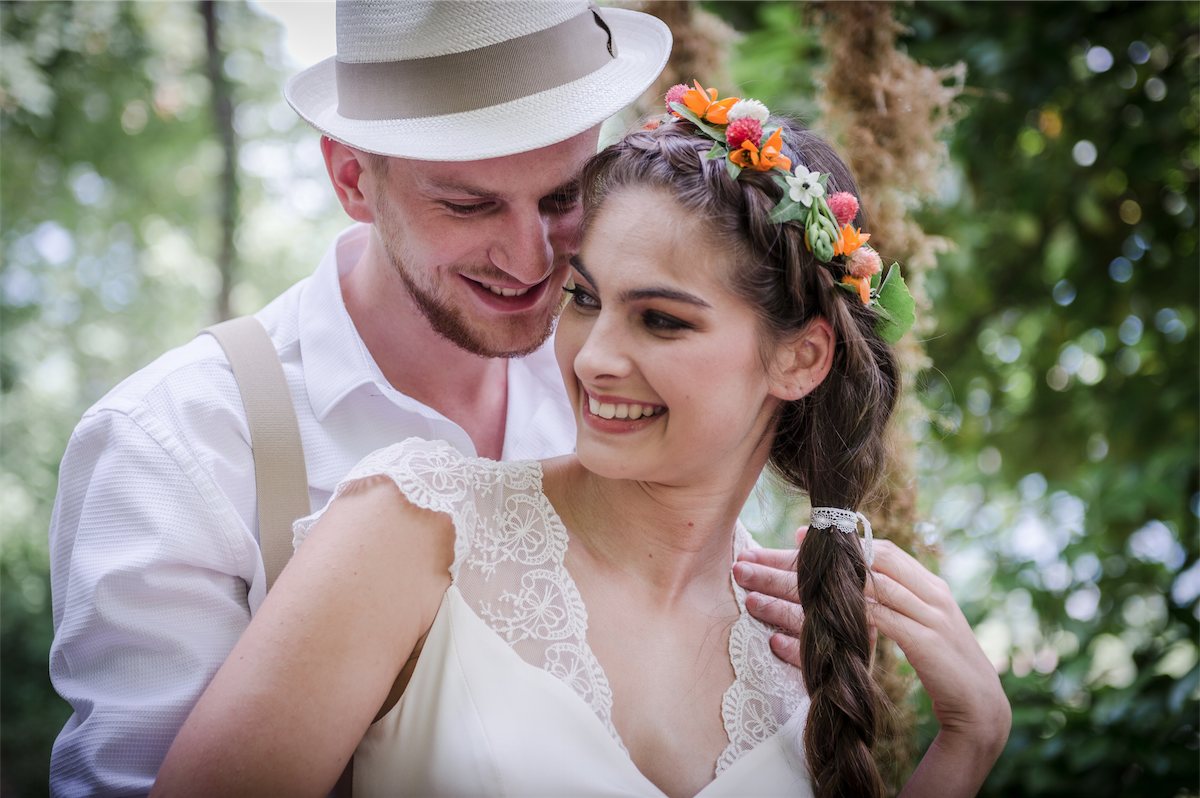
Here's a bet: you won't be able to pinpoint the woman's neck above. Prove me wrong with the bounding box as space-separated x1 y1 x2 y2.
545 454 767 606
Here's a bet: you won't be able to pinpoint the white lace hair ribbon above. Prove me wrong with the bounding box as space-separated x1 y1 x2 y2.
809 507 874 567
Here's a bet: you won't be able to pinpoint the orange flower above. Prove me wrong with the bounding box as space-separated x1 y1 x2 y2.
834 224 871 257
842 275 871 305
729 127 792 172
681 80 739 124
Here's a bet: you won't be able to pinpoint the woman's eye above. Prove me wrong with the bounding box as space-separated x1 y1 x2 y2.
562 284 600 311
643 311 691 332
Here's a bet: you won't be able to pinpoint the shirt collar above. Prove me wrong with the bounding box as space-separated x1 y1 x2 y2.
298 224 384 421
501 332 576 461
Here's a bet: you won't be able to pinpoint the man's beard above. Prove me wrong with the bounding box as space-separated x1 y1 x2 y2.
378 221 557 360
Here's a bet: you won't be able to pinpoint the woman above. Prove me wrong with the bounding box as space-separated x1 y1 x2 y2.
154 88 1010 797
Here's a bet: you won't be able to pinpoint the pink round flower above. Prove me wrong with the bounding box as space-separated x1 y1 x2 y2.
828 192 860 227
664 83 689 112
847 246 882 279
725 117 763 150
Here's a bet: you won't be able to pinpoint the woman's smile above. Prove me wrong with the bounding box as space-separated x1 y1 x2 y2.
580 389 668 432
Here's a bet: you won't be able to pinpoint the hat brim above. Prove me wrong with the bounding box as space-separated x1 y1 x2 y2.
284 8 671 161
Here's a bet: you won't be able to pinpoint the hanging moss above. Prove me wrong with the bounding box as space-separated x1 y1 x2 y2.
811 1 966 790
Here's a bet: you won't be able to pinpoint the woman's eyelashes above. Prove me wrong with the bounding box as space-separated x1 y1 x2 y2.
563 282 600 311
563 283 694 333
641 310 692 332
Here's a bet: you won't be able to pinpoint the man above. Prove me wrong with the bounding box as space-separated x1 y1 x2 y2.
48 2 800 795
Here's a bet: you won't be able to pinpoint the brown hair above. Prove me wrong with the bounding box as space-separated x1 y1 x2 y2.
580 119 899 798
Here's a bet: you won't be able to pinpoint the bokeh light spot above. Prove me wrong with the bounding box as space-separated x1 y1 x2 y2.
1115 348 1141 374
1085 45 1114 73
1144 76 1167 102
1072 140 1097 166
1108 256 1133 282
1052 279 1076 306
1118 315 1143 345
1119 199 1142 224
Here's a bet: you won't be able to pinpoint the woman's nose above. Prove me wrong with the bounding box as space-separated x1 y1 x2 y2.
573 313 631 383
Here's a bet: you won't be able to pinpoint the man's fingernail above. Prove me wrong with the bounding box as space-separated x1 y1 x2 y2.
733 562 752 581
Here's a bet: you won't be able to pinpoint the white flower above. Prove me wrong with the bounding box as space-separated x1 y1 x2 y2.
785 164 826 207
727 99 770 124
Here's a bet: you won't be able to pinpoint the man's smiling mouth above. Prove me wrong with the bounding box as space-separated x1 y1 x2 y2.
476 280 533 297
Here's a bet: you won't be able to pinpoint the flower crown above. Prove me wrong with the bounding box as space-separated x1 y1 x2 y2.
654 81 915 345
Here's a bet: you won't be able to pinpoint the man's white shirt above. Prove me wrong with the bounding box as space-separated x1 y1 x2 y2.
47 223 576 797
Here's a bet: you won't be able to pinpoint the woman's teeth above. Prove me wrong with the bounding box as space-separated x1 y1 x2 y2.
480 281 531 297
588 396 665 420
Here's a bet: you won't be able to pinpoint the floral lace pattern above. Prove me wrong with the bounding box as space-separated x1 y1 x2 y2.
294 438 806 776
718 525 807 773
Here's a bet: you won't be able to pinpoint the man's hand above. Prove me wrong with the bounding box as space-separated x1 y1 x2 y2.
733 527 806 667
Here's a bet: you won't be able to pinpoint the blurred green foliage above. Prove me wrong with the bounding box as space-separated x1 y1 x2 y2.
1 1 1197 797
1 2 343 794
898 4 1199 795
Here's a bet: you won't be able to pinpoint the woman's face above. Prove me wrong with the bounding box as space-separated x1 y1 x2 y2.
554 185 786 487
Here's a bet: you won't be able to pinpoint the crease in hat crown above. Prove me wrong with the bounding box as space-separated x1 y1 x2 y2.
284 0 673 161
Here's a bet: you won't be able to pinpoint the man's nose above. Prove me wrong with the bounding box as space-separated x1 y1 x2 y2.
489 210 554 284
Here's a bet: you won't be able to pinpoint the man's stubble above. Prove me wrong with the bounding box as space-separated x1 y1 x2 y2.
374 190 559 360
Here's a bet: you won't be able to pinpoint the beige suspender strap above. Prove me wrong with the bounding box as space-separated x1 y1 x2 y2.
204 316 309 591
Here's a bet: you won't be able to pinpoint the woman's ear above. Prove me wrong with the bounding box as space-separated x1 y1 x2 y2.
321 136 377 224
769 317 835 401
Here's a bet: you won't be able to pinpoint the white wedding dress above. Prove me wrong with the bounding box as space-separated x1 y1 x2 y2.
294 438 813 797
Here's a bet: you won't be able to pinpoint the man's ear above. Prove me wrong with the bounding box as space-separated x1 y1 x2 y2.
769 317 835 401
321 136 376 224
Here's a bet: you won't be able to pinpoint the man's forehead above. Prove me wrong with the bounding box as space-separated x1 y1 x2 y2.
402 127 599 196
408 157 583 199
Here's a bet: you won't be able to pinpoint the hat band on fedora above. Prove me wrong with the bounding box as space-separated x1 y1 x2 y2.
335 7 617 122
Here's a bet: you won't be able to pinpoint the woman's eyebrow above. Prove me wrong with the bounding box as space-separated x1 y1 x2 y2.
622 287 712 308
569 257 711 309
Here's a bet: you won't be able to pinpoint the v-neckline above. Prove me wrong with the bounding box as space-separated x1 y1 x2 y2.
436 585 801 798
529 459 761 792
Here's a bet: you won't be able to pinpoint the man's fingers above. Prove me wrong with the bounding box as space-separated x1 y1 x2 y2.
768 632 803 669
736 546 796 572
733 561 798 601
745 591 804 635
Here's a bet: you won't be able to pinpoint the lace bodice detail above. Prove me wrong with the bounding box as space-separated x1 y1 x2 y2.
294 438 806 776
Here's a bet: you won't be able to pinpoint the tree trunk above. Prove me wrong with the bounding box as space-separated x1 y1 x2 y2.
200 0 238 322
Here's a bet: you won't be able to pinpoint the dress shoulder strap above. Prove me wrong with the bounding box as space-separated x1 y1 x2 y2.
204 316 309 591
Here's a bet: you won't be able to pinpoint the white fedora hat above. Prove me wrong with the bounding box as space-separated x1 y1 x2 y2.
285 0 671 161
